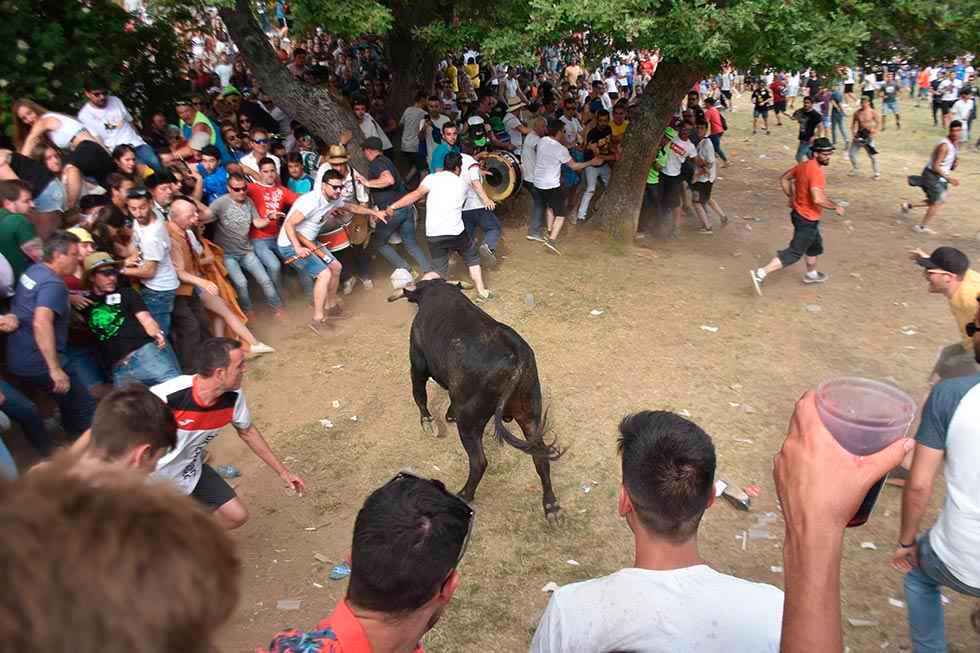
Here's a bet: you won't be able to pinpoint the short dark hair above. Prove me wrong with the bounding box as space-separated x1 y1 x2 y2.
258 156 277 170
227 172 246 185
546 118 564 135
696 118 709 128
197 337 242 378
427 94 440 103
84 75 108 92
617 411 716 542
286 152 303 166
950 119 963 129
42 230 80 262
442 151 462 172
352 95 368 109
79 194 111 212
200 145 221 160
0 179 31 203
595 109 610 120
320 169 343 184
105 173 131 192
90 385 177 459
347 476 470 613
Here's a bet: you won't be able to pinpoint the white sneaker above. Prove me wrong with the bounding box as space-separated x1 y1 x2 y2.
900 201 912 215
802 272 828 284
388 232 403 245
361 278 374 290
342 277 357 295
249 342 276 356
912 224 936 234
750 269 765 296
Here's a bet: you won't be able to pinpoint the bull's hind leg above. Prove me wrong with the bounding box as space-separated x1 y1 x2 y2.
516 414 561 524
456 412 492 502
410 343 434 435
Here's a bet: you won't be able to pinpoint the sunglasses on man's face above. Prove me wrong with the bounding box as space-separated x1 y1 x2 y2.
382 471 475 568
253 138 269 145
89 90 107 97
229 185 247 192
327 183 345 190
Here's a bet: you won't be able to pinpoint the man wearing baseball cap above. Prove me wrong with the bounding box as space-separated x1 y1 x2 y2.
912 246 980 381
79 251 180 388
750 137 844 295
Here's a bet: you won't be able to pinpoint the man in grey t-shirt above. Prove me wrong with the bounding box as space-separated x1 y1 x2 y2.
208 173 282 314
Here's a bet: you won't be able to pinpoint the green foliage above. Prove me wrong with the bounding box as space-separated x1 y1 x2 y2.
847 0 980 64
285 0 391 37
0 0 191 138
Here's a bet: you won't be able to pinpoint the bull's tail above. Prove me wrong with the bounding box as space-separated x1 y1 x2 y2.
493 366 563 461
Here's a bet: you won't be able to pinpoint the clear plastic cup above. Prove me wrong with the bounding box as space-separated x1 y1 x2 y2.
815 377 916 527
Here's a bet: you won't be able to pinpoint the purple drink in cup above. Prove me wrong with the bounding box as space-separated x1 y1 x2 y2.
815 377 917 527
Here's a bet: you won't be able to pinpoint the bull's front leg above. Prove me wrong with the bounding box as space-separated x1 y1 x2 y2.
410 347 434 435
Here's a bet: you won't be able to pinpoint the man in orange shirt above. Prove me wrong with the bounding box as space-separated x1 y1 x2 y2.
750 138 845 295
261 472 473 653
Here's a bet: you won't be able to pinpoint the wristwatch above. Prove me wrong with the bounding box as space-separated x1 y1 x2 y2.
899 540 915 549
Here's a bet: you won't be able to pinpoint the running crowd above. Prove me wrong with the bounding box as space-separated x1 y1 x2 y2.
0 8 977 651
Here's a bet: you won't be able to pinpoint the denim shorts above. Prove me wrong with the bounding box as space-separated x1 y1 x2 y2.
278 242 335 279
34 179 65 212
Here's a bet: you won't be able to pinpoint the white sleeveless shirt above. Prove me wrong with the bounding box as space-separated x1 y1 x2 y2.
42 112 86 149
936 137 958 174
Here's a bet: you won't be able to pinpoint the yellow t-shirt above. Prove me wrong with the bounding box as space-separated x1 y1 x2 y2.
611 119 629 139
951 269 980 350
446 65 459 93
464 63 480 90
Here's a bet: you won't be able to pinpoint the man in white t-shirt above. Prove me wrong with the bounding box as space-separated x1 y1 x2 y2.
892 306 980 650
78 76 161 172
120 188 180 336
214 53 234 88
559 99 584 146
399 91 428 182
531 410 783 652
277 169 378 332
353 96 392 152
660 125 697 238
692 119 728 233
530 119 599 250
239 127 281 179
938 70 963 128
459 143 501 264
521 117 547 244
382 152 490 301
949 88 974 140
152 337 305 530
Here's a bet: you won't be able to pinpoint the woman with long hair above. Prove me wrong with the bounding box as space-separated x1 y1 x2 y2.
12 98 115 208
111 144 150 182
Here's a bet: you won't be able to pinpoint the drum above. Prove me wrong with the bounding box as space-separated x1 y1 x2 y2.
317 225 350 252
482 150 522 202
345 214 371 246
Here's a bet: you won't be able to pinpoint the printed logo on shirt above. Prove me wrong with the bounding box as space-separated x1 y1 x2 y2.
19 274 36 290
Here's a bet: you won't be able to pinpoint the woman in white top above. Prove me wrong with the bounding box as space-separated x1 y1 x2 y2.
13 98 115 208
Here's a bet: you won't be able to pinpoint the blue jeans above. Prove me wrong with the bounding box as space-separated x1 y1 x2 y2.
0 436 15 479
578 164 611 220
374 206 432 273
224 251 282 311
65 345 107 393
0 379 52 456
831 112 848 145
16 358 96 439
904 531 980 652
113 341 181 387
525 182 545 237
252 237 283 291
134 143 164 173
709 133 728 162
462 207 502 250
140 287 176 335
795 141 812 163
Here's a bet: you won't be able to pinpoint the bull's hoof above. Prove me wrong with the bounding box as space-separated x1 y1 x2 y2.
445 408 456 423
544 502 563 526
420 416 434 435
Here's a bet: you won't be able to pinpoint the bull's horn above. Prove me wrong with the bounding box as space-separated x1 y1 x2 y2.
386 288 407 302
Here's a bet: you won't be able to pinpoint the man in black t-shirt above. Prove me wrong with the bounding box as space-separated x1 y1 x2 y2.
751 81 772 135
805 71 821 99
354 137 433 275
791 96 823 162
80 251 180 387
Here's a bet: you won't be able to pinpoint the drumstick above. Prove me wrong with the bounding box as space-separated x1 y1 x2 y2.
284 242 331 265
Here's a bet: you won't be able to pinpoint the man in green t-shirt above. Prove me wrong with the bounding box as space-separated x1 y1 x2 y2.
0 180 42 279
643 129 673 228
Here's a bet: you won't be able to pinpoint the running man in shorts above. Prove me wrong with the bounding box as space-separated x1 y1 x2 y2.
880 72 902 130
750 138 844 295
902 121 962 234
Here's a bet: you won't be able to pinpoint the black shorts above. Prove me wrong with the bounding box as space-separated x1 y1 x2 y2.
844 83 854 93
660 174 683 209
722 90 732 99
69 140 115 188
753 107 769 118
428 231 480 276
191 463 237 511
912 167 949 205
692 181 713 204
773 100 787 113
941 100 955 115
535 185 565 215
777 211 823 266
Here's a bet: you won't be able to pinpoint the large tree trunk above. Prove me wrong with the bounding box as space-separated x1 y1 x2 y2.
591 62 704 244
218 0 368 169
385 0 439 112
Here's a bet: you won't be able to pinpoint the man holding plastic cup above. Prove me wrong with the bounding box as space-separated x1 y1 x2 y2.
891 301 980 652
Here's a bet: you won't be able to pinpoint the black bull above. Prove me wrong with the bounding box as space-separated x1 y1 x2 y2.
389 279 563 521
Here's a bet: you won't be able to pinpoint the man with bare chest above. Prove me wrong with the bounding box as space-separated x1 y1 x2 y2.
848 96 880 179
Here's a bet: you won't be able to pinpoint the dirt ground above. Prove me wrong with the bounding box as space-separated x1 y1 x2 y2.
208 92 980 652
